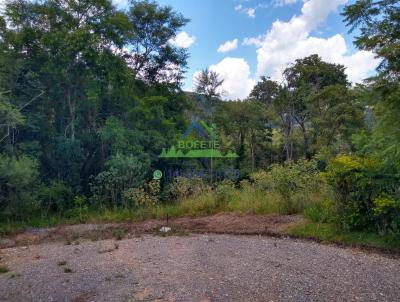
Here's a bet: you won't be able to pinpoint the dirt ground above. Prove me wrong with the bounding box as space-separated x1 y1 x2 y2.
1 233 400 302
0 213 304 249
1 214 400 302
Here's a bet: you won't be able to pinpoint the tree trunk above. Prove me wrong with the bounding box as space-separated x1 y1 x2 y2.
282 114 293 162
300 122 311 159
66 86 76 140
250 131 256 171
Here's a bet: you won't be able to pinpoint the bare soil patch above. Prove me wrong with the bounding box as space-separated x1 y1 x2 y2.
0 213 304 249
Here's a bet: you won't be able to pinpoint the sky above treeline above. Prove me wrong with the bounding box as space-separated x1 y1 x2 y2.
4 0 380 100
149 0 379 99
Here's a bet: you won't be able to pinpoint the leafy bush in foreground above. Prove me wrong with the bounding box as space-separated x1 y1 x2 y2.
323 155 399 233
124 180 161 207
90 154 150 208
166 177 211 201
249 160 324 214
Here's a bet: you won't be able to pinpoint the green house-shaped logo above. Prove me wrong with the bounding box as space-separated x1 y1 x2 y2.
159 120 238 159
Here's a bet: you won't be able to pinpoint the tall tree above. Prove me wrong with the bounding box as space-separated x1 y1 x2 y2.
193 68 224 100
343 0 400 82
250 78 295 161
0 0 191 192
125 0 189 85
343 0 400 167
307 85 364 151
283 54 348 158
215 100 270 172
249 76 280 106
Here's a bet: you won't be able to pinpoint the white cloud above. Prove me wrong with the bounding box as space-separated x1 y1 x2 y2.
217 39 238 53
234 4 243 11
192 0 379 100
235 5 256 18
0 0 7 13
246 8 256 18
242 36 264 47
250 0 379 83
192 57 255 100
169 31 196 48
274 0 300 7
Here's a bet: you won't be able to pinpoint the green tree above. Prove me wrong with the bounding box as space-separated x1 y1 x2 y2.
343 0 400 81
250 79 295 161
193 69 224 100
283 54 348 158
0 92 24 145
343 0 400 168
215 100 271 172
0 155 40 219
0 0 190 194
307 85 365 153
127 0 189 84
249 76 280 106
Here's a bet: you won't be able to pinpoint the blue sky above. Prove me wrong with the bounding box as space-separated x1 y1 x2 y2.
120 0 380 99
161 0 346 83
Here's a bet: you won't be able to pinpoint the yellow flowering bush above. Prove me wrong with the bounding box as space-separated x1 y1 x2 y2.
124 180 160 207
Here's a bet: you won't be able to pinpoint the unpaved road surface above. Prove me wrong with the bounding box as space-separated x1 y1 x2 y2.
1 234 399 302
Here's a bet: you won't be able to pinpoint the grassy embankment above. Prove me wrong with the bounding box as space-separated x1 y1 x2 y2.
1 187 399 252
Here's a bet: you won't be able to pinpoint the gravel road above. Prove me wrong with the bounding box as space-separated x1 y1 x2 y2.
0 234 399 302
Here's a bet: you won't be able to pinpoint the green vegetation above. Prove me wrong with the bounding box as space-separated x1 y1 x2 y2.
63 267 73 273
57 261 67 266
0 266 10 273
0 0 399 252
112 228 128 240
289 222 400 252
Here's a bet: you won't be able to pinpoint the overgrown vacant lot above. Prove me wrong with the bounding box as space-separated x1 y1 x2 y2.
0 0 399 300
1 233 400 302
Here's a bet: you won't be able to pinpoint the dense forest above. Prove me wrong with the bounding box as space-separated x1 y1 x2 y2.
0 0 399 238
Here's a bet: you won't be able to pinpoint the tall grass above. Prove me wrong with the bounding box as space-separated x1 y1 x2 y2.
0 184 323 235
1 162 329 235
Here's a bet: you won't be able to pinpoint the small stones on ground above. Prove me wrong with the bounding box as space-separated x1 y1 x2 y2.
98 242 119 254
159 226 171 233
1 234 399 301
134 288 150 300
0 239 16 248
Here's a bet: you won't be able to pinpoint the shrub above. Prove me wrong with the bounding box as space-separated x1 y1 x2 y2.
124 180 160 207
72 195 88 222
0 155 40 219
323 155 399 232
249 170 271 191
90 154 150 207
39 181 74 215
0 266 9 273
304 200 335 223
215 179 235 203
373 194 400 234
266 160 322 214
166 177 211 201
